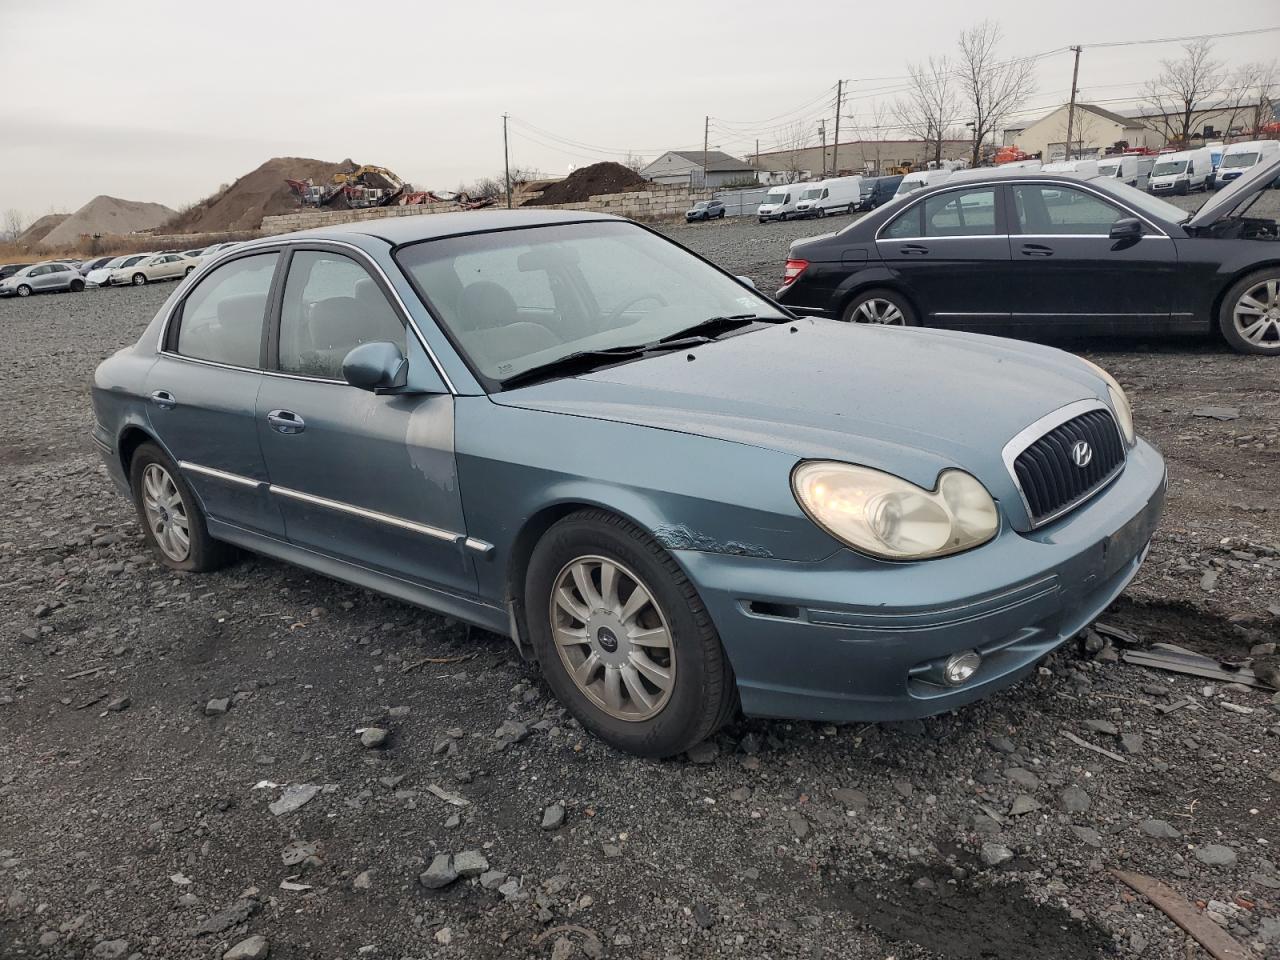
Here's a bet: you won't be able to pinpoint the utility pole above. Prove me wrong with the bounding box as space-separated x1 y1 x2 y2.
755 138 760 183
702 115 710 191
817 120 827 176
1064 45 1082 161
831 80 843 176
502 113 512 209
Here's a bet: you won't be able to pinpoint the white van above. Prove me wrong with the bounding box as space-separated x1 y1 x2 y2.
1148 148 1213 194
757 184 806 222
793 176 863 218
1216 140 1280 189
1040 158 1100 177
1096 155 1155 191
892 169 952 199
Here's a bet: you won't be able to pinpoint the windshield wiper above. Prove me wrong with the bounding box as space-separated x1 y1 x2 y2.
655 313 783 344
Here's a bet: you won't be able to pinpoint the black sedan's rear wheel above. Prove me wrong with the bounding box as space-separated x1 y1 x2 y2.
841 288 919 326
525 509 737 757
1220 269 1280 355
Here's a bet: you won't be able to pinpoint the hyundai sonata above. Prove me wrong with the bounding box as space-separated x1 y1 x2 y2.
91 211 1166 756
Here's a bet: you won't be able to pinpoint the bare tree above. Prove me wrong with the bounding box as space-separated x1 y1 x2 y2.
774 120 811 183
1218 60 1279 136
1139 39 1226 147
621 152 647 175
2 208 25 242
893 57 960 166
955 22 1036 167
868 100 893 174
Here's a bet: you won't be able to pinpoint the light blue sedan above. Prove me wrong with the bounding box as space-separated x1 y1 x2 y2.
91 211 1166 756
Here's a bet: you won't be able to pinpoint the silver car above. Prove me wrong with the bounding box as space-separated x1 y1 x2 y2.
0 262 86 297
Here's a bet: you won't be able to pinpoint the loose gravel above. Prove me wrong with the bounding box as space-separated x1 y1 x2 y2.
0 216 1277 960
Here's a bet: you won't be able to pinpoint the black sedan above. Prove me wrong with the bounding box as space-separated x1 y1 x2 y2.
774 154 1280 355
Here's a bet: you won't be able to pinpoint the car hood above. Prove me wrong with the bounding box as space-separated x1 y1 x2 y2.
493 320 1109 503
1186 152 1280 227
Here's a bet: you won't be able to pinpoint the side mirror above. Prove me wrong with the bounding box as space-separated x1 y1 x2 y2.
736 275 756 289
1109 218 1143 241
342 341 408 393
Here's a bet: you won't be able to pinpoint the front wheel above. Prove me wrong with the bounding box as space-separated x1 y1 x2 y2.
525 510 737 757
1219 270 1280 355
185 266 195 275
132 273 147 286
817 208 827 218
129 442 237 572
841 288 919 326
16 284 31 298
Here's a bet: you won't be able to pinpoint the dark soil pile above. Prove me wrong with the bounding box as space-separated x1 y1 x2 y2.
162 156 359 233
523 161 648 205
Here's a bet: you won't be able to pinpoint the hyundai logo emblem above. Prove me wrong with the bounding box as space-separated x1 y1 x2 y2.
1071 441 1093 468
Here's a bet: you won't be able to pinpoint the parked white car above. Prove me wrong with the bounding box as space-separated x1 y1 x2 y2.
893 169 953 199
1148 147 1213 194
793 176 864 218
1040 158 1100 177
1215 140 1280 188
757 185 807 222
107 253 196 287
86 253 151 288
1096 154 1155 191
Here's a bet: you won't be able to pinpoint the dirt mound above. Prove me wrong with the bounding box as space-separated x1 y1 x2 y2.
16 213 69 247
163 156 359 233
523 161 648 205
39 197 175 248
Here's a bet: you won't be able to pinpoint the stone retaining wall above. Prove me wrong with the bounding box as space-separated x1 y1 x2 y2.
259 186 708 235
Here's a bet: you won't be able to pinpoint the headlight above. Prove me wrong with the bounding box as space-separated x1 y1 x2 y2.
792 462 999 560
1079 358 1135 446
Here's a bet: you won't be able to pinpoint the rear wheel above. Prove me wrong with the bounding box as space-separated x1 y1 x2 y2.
841 288 919 326
129 442 236 572
1219 269 1280 355
525 509 736 757
132 273 146 286
717 209 725 219
69 279 85 293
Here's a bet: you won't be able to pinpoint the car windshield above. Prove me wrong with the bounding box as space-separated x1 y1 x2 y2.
121 256 146 267
1152 160 1187 176
1086 176 1189 223
764 191 786 203
800 188 822 200
395 220 786 387
691 202 709 210
1221 152 1259 169
1097 162 1120 177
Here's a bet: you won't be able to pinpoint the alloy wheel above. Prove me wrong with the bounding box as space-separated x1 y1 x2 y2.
17 285 31 297
1233 279 1280 349
141 463 190 562
549 555 675 722
132 273 146 286
852 298 905 325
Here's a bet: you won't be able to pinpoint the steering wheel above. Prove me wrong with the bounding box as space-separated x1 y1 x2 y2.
602 292 668 328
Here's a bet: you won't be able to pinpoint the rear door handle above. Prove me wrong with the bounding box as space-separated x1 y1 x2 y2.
267 409 305 434
1020 243 1054 257
899 244 929 255
149 390 176 410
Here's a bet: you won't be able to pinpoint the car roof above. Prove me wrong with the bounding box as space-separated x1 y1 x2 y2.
279 208 622 247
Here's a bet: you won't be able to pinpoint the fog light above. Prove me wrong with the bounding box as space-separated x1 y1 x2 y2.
944 650 982 686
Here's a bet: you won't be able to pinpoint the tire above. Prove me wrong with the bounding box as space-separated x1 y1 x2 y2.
69 279 85 293
817 208 827 218
132 273 147 286
779 212 788 222
717 209 725 219
1218 269 1280 355
185 266 195 275
129 442 237 572
758 217 766 224
16 284 31 298
841 287 919 327
524 509 737 758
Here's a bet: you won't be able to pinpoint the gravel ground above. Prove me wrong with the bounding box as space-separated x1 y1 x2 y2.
1 214 1278 960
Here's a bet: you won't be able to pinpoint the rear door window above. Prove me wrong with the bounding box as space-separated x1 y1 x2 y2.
1013 185 1126 235
173 253 278 368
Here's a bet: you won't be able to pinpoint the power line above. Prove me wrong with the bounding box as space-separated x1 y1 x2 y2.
1078 25 1280 48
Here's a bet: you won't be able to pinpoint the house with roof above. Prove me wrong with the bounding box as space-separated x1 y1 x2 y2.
641 150 760 187
1001 103 1149 160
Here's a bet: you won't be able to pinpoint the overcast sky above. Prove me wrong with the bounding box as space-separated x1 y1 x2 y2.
1 0 1277 221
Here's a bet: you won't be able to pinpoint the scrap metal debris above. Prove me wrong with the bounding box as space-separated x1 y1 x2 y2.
268 784 320 817
1191 406 1241 421
1061 730 1127 764
1121 646 1274 690
1111 869 1256 960
425 783 470 807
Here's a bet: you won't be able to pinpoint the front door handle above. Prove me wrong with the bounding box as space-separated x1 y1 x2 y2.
267 409 305 435
1020 243 1054 257
900 243 929 255
149 390 177 410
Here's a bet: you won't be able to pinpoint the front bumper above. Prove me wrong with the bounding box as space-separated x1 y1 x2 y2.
677 439 1166 723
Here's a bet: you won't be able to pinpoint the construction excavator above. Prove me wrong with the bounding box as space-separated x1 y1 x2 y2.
286 164 409 208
